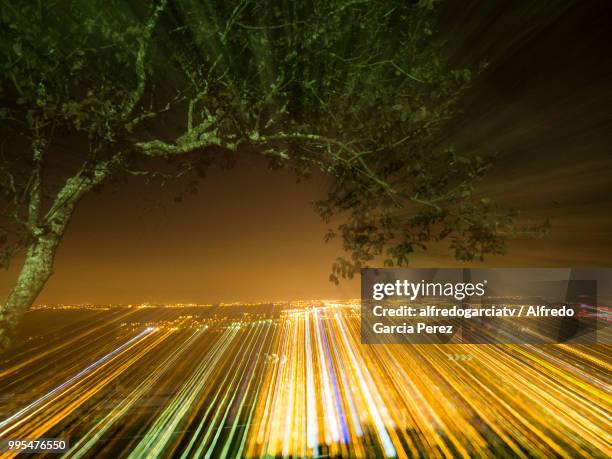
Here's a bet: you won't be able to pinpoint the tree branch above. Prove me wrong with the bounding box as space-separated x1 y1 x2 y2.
121 0 168 120
42 153 124 232
26 136 45 233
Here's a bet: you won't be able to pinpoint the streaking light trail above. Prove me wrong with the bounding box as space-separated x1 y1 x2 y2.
0 304 609 458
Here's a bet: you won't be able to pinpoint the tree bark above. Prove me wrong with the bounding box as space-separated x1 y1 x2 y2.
0 155 119 350
0 235 60 349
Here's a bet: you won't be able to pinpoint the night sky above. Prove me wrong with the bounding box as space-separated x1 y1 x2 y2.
1 1 611 304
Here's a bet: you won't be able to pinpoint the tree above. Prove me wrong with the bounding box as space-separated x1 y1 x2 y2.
0 0 546 348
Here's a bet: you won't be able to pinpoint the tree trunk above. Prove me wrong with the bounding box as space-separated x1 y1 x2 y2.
0 235 60 349
0 156 118 350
